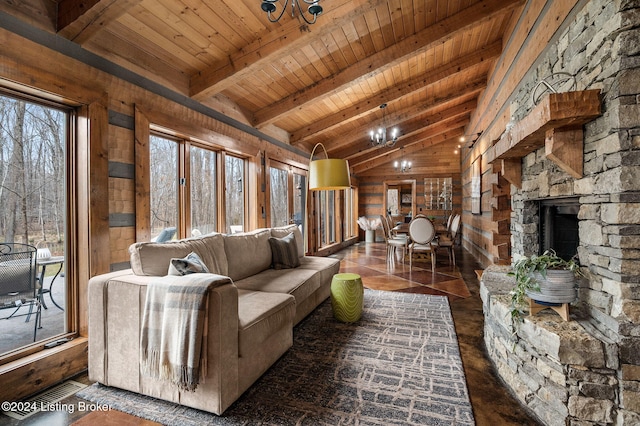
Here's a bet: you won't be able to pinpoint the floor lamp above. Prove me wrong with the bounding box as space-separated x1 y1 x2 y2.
306 143 351 253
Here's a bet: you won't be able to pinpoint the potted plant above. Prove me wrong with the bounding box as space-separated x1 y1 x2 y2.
509 249 582 323
357 216 381 243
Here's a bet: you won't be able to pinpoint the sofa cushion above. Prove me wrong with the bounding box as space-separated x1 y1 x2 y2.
224 229 272 281
168 252 209 276
237 289 295 357
188 233 229 276
268 233 300 269
298 256 341 286
271 225 304 257
234 267 320 305
129 233 227 276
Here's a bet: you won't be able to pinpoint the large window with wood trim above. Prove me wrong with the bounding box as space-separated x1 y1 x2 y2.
318 190 337 247
149 132 245 239
268 161 306 232
344 187 357 240
0 89 71 359
224 154 245 234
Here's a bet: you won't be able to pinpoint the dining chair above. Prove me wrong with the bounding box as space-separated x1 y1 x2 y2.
379 215 408 263
434 214 461 266
408 216 436 271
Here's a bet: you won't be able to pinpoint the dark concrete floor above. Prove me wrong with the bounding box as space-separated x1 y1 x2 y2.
336 242 543 425
1 243 542 425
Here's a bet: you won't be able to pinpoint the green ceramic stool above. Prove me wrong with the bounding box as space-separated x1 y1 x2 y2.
331 273 364 322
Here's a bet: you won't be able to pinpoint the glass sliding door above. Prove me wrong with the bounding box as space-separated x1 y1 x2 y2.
0 92 69 355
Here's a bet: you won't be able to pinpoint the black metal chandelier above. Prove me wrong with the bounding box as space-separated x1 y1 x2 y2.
369 104 399 148
261 0 323 25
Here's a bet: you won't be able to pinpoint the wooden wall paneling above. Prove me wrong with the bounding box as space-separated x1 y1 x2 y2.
134 106 151 242
0 29 109 105
87 100 111 276
0 338 88 403
109 227 135 265
109 125 135 164
109 177 135 214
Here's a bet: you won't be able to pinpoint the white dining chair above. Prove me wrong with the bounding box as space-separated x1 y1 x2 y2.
408 216 437 271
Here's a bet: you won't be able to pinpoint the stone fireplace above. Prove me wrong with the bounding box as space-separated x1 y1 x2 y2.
480 1 640 425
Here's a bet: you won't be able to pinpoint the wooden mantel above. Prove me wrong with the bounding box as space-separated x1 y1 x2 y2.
486 90 601 188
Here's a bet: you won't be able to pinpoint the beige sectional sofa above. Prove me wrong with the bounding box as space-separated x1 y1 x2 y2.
87 225 340 415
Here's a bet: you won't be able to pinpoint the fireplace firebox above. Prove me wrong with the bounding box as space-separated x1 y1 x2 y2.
538 197 579 261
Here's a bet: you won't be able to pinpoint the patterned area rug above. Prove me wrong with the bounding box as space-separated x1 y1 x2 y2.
77 290 474 425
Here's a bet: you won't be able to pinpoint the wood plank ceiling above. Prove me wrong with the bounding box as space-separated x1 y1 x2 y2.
2 0 524 176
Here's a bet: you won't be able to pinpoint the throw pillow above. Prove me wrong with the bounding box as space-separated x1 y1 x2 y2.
168 252 210 276
268 232 300 270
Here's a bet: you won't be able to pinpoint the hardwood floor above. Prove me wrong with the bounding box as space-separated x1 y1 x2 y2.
2 242 541 426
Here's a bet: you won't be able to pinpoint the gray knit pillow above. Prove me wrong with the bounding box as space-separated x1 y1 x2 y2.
168 252 210 276
268 232 300 270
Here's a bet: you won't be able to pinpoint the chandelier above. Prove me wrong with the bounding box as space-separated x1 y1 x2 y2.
261 0 323 24
394 159 412 173
369 104 399 148
394 147 411 172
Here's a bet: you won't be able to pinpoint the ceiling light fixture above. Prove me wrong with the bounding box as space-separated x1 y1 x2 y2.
459 131 483 148
369 103 399 148
393 148 411 173
261 0 323 25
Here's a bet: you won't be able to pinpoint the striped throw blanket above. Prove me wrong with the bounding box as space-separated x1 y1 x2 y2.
140 274 231 392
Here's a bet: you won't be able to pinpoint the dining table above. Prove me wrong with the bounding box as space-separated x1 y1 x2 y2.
37 256 65 311
393 218 449 237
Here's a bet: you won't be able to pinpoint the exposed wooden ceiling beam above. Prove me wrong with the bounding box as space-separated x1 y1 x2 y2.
338 102 476 162
289 40 502 145
346 115 470 168
322 77 487 154
189 0 385 100
57 0 142 44
352 128 466 174
252 0 523 128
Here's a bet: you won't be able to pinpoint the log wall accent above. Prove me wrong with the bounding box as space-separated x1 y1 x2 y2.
459 0 581 267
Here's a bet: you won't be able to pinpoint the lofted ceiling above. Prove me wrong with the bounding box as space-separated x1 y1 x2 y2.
1 0 524 176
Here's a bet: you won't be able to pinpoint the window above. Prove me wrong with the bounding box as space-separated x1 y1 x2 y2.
270 165 289 227
0 90 70 357
268 162 307 233
190 146 217 235
149 132 243 238
318 190 336 247
344 187 357 239
149 135 178 239
224 154 245 233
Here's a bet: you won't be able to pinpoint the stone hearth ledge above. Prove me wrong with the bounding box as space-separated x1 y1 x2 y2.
480 265 619 426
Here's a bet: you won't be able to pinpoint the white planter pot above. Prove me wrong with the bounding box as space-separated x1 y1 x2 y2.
365 230 375 243
525 270 577 304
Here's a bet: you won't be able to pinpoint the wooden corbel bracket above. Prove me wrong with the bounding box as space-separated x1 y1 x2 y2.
545 128 583 178
487 90 601 187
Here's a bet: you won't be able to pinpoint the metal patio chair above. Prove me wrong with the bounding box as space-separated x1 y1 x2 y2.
0 243 40 341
